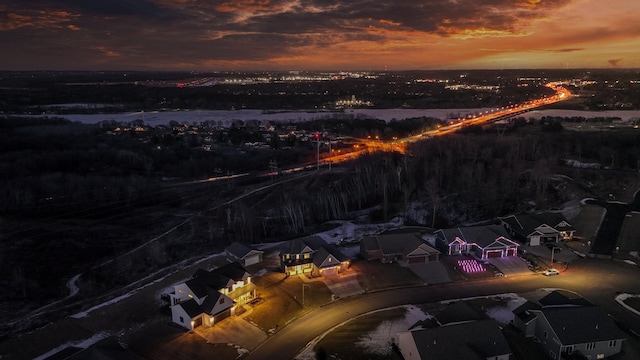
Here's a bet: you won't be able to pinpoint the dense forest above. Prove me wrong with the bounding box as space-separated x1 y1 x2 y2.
2 113 640 336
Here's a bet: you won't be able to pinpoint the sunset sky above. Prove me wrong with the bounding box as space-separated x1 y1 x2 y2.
1 0 639 71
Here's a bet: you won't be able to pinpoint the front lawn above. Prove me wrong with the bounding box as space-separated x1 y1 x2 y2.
351 259 424 291
246 273 332 332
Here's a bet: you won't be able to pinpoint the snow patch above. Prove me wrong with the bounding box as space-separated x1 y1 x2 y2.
354 305 430 356
66 273 82 297
615 293 640 317
34 331 110 360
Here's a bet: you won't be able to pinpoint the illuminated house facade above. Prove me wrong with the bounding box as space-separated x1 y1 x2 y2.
435 224 519 259
169 262 256 331
499 212 575 246
280 236 350 276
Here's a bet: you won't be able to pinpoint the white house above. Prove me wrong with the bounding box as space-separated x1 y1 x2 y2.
169 262 256 331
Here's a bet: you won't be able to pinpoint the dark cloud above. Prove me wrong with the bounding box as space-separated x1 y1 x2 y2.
550 48 585 52
0 0 574 69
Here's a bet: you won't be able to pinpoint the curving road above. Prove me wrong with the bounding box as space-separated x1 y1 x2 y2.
246 257 640 360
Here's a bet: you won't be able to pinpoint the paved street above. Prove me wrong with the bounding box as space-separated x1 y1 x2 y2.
245 257 640 360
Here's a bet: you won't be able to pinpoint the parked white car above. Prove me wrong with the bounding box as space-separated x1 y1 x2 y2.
542 268 560 276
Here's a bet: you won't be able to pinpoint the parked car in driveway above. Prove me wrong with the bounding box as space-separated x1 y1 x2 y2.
542 268 560 276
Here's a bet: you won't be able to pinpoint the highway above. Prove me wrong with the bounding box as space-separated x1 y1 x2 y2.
246 257 640 360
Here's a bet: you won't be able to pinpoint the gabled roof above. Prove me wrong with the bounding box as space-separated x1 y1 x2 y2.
539 290 593 307
539 306 626 345
200 292 234 315
178 298 203 319
312 245 349 268
499 212 574 237
362 233 440 257
404 319 511 360
186 262 249 298
281 236 348 267
280 236 328 255
225 242 263 259
436 225 513 248
437 301 485 325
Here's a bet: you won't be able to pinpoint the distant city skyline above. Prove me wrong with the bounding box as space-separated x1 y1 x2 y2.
1 0 639 71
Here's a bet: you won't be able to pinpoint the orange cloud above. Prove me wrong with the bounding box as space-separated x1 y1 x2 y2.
216 0 276 13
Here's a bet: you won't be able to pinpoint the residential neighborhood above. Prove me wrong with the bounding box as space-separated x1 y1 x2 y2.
147 211 637 360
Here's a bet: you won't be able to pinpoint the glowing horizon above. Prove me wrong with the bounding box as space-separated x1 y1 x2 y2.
1 0 639 71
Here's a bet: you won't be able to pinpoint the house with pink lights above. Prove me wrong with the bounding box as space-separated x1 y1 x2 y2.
434 224 519 259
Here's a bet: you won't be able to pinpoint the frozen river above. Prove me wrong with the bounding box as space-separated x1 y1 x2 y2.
21 108 640 126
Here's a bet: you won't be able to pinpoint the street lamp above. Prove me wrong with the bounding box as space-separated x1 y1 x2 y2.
302 283 311 306
550 245 560 268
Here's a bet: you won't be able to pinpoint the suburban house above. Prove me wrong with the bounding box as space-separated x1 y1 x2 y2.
498 212 576 246
169 261 256 331
280 236 350 276
434 224 519 259
225 241 264 267
396 319 512 360
360 233 440 263
512 291 625 359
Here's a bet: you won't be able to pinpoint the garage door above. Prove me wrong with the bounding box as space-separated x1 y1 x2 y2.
486 250 503 258
244 255 261 266
407 256 426 264
322 267 338 276
192 315 203 329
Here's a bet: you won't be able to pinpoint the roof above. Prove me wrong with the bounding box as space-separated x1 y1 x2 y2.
436 225 514 248
178 298 203 319
186 262 249 298
312 245 349 268
225 242 263 259
403 319 511 360
513 300 540 324
280 236 327 255
539 306 626 345
499 212 574 238
363 233 439 257
539 290 593 307
200 292 234 315
281 236 348 267
437 301 485 325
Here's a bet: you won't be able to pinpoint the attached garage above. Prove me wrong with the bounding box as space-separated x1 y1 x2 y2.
407 255 427 264
486 250 503 258
192 315 203 328
321 267 339 276
243 252 262 266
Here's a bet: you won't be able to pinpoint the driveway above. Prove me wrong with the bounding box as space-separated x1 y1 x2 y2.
195 308 267 351
407 261 452 284
322 273 364 298
487 256 532 276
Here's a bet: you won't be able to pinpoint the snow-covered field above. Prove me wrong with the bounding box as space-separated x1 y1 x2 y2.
21 108 640 126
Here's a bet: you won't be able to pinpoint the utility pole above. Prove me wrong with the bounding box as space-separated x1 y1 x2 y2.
328 138 332 171
268 159 278 180
314 132 320 170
